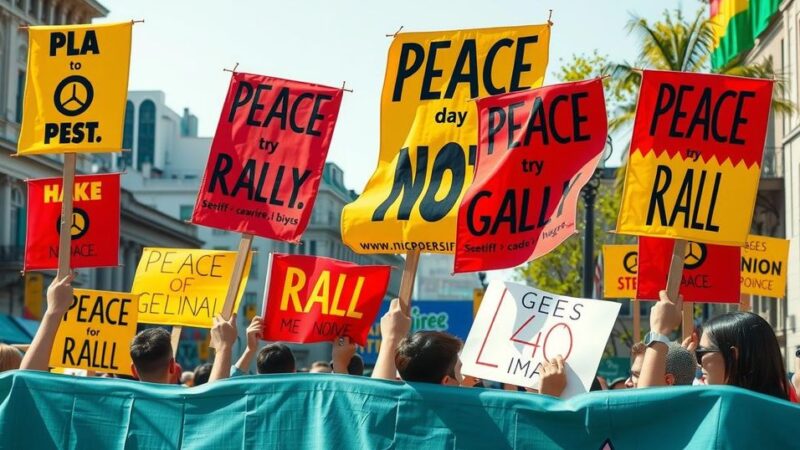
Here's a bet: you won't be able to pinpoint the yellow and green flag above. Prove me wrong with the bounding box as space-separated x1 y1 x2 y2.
710 0 779 69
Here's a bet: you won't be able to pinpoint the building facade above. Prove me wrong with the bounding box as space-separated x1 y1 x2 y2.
119 90 404 368
0 1 203 339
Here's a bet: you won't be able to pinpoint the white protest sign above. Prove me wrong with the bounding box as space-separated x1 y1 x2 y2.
460 280 620 398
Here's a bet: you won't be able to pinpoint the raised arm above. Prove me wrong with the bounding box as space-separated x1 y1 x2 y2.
209 313 238 383
372 299 411 380
20 271 75 371
233 316 262 375
638 290 682 388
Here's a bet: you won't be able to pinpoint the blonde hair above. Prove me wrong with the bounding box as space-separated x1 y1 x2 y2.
0 344 22 372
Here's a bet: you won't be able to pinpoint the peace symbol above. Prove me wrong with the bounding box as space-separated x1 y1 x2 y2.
55 207 90 240
53 75 94 117
623 251 638 274
683 242 706 270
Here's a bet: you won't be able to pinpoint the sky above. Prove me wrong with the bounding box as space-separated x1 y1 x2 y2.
101 0 699 192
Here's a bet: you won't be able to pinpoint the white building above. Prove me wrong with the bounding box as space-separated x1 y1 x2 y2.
119 90 404 368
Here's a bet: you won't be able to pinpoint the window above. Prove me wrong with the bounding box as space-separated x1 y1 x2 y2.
137 100 156 169
309 240 316 255
122 100 134 150
16 70 25 122
10 187 24 247
212 228 229 236
250 247 258 276
179 205 193 221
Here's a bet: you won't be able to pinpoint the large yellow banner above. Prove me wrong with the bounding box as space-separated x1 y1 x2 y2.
50 289 139 375
131 248 252 328
341 25 551 254
18 22 132 155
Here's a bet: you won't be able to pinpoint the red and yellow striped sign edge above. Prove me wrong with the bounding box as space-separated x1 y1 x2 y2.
617 149 760 246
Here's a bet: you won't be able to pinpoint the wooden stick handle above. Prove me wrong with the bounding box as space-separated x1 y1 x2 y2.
682 303 694 341
632 298 641 343
171 326 182 358
665 239 687 302
221 233 253 319
398 250 421 315
57 154 77 278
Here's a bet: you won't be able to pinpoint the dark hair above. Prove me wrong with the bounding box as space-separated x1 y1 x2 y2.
630 342 646 359
193 363 212 386
130 328 172 379
256 343 295 374
395 331 462 384
703 312 789 400
347 354 364 376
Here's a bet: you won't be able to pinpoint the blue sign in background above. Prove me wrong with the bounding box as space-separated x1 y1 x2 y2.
360 300 474 365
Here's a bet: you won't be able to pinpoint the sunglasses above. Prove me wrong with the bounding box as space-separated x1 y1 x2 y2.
695 347 721 365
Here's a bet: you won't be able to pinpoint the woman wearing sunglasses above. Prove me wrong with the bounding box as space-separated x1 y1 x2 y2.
639 290 793 402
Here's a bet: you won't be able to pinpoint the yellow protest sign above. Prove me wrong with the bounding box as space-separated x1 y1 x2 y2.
18 22 132 155
23 273 44 319
341 24 551 254
132 248 253 328
616 71 772 246
741 235 789 298
602 245 638 299
49 289 138 375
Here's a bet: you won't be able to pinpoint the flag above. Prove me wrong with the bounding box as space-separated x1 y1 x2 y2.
710 0 780 69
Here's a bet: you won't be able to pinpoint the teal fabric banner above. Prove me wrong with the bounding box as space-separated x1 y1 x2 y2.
0 371 797 449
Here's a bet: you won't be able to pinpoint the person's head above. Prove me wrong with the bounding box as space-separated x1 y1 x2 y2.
664 343 696 386
0 344 22 373
395 331 463 386
625 342 646 388
256 343 296 374
180 371 195 387
309 361 332 373
193 363 212 386
699 312 789 400
347 354 364 376
129 328 178 384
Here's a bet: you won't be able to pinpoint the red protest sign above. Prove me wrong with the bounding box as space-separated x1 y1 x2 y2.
262 254 391 346
192 72 343 242
636 236 740 303
24 173 120 271
454 79 607 273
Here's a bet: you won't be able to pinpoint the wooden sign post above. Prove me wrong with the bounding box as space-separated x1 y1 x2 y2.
665 239 693 340
632 298 641 344
398 250 421 315
171 326 182 357
220 233 254 320
56 154 77 277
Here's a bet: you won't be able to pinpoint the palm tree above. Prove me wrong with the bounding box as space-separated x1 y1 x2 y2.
607 8 793 133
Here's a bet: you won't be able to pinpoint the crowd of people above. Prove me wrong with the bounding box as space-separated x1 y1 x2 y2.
1 271 800 405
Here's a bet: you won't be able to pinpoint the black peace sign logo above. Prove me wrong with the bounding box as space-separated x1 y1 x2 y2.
623 251 638 274
683 242 707 270
53 75 94 117
55 207 90 240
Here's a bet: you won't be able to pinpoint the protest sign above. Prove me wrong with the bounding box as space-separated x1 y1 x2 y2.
49 289 138 375
460 280 620 398
18 22 132 155
341 24 551 255
24 173 120 271
192 73 343 241
131 248 252 328
454 79 607 272
360 300 474 364
601 245 638 299
23 273 44 320
617 70 773 246
741 235 789 297
262 254 391 346
637 236 740 303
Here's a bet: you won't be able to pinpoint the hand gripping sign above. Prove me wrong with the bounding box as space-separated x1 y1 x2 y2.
454 79 607 272
460 280 620 398
192 73 343 242
262 254 391 346
50 289 139 375
24 173 120 271
617 70 773 246
341 24 551 255
131 248 253 328
18 22 132 155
